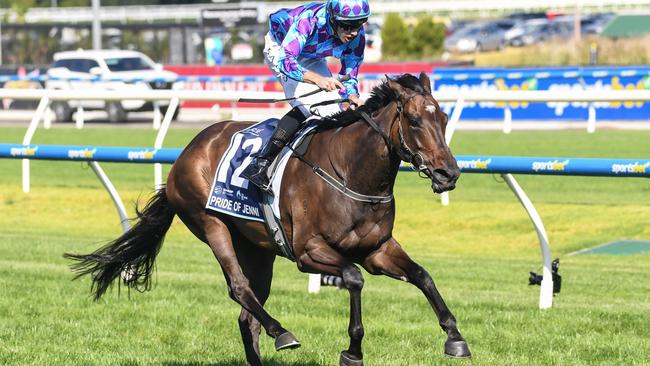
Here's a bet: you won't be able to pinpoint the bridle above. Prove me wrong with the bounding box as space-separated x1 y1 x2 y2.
358 93 436 180
286 89 438 204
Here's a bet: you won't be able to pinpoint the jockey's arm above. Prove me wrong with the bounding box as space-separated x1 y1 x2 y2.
337 32 365 108
347 94 363 108
303 71 361 109
303 70 345 92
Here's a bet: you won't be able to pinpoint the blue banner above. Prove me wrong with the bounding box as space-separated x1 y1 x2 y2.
432 66 650 120
2 143 647 178
0 144 181 164
453 156 650 177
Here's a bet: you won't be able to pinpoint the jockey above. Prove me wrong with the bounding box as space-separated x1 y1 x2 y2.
241 0 370 192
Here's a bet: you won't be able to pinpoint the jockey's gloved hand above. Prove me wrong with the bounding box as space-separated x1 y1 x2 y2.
304 71 345 92
347 95 363 110
317 76 345 92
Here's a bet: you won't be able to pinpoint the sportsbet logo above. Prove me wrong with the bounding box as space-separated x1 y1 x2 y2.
457 158 491 170
128 150 157 160
532 160 569 172
611 162 650 175
10 146 38 157
68 148 96 159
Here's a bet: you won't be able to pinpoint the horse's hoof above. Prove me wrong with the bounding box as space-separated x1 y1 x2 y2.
444 339 471 358
275 331 301 351
339 351 363 366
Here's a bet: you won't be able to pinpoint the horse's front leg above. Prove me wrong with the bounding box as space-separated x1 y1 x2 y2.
297 239 365 366
363 238 471 358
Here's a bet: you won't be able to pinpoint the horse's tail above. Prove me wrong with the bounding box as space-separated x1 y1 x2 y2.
64 188 175 300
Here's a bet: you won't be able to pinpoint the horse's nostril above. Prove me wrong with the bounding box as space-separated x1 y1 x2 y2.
434 168 452 180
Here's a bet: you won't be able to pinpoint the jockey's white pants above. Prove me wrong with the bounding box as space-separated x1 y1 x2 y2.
263 32 342 118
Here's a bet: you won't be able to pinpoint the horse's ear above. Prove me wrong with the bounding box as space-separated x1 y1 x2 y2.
386 75 406 99
419 72 432 94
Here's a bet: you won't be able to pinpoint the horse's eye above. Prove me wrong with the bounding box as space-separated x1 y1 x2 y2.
408 116 421 127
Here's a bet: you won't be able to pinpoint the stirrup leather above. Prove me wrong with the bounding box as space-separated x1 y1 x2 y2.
242 158 272 191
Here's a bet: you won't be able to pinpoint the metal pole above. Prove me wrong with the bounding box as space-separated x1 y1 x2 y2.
574 0 582 42
501 173 554 309
92 0 102 50
440 98 464 207
0 19 3 66
154 97 179 188
503 106 512 134
89 161 131 233
22 96 51 193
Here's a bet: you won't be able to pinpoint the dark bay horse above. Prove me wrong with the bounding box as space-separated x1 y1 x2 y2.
65 72 470 365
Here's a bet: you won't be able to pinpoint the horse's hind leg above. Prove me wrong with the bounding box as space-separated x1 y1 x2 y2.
199 216 299 351
233 233 281 366
363 238 471 358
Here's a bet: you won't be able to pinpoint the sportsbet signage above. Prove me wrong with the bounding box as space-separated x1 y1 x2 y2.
432 66 650 120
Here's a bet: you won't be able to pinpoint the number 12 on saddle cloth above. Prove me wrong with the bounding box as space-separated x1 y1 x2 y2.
205 117 318 223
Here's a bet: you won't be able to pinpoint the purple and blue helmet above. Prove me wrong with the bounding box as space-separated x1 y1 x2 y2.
327 0 371 21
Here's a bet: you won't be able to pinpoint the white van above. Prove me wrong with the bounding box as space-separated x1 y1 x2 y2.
46 49 180 122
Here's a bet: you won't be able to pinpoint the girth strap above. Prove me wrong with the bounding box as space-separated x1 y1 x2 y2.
309 165 394 204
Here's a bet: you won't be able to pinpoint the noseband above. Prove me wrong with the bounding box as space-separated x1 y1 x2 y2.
358 94 435 180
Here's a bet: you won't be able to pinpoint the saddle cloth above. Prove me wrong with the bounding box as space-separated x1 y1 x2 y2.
205 117 318 222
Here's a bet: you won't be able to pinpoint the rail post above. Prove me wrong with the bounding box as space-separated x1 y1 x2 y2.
503 106 512 134
154 96 180 188
440 98 464 207
502 173 554 309
21 96 50 193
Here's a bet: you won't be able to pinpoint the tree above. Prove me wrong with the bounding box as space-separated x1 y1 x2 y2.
381 12 410 60
7 0 37 19
410 16 446 59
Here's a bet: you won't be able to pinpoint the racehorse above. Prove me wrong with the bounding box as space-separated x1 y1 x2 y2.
64 72 470 365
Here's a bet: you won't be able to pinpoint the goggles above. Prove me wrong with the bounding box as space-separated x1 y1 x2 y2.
333 17 368 32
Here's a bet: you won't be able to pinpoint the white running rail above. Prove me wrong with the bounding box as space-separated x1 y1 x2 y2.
4 87 650 309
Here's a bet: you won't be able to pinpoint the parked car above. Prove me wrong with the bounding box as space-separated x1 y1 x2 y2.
507 12 548 22
444 22 506 53
490 19 518 33
581 13 616 34
508 19 572 47
45 49 179 123
504 18 548 45
446 19 470 37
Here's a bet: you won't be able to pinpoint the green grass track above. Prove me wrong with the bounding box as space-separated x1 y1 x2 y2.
0 125 649 365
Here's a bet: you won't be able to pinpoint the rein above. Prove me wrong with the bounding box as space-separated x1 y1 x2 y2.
358 96 435 180
287 94 435 204
238 87 326 104
239 75 352 104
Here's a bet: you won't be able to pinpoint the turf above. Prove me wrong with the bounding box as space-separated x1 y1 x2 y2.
0 125 649 365
570 240 650 256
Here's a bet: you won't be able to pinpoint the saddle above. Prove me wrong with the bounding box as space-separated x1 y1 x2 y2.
205 118 318 261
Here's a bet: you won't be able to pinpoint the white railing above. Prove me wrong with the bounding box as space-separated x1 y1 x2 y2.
3 86 650 309
4 87 650 194
0 88 278 193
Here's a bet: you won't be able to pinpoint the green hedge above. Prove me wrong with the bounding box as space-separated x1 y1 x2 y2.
381 13 445 60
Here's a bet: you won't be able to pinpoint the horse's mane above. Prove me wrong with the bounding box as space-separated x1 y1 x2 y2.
316 73 426 131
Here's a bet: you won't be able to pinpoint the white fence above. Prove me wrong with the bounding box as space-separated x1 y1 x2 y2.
2 86 650 309
3 87 650 193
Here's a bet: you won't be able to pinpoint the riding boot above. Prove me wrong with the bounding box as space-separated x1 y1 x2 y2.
241 107 306 192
